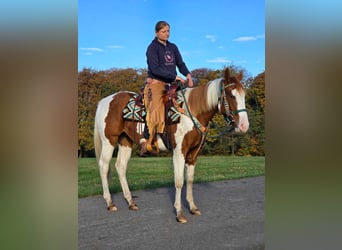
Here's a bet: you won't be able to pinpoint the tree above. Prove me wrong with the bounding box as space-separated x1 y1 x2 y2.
78 68 101 157
243 71 265 155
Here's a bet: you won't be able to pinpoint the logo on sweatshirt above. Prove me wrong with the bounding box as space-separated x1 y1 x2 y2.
164 51 174 65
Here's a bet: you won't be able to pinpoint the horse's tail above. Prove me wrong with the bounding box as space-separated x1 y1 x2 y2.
94 119 102 164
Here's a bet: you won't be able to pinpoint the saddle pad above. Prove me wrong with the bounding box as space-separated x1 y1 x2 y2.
122 95 145 122
122 93 184 123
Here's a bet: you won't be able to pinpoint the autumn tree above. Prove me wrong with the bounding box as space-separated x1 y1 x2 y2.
78 68 101 157
241 71 265 155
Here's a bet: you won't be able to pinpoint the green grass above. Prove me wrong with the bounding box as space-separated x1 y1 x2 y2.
78 156 265 198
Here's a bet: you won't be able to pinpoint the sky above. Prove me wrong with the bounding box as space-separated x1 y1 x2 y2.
78 0 265 77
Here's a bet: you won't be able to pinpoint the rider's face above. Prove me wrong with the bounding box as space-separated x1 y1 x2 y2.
156 26 170 42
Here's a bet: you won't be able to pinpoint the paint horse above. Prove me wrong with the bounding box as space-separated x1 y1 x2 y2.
94 68 249 223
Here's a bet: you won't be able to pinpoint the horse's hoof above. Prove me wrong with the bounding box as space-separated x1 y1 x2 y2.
107 204 118 212
129 204 139 211
176 212 187 224
190 209 201 216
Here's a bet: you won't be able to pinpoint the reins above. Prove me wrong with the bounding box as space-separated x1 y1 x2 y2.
177 81 207 155
177 81 208 136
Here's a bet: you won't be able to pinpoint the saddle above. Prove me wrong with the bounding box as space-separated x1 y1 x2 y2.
122 82 185 124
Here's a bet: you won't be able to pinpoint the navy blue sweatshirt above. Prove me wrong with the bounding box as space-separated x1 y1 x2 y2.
146 38 190 83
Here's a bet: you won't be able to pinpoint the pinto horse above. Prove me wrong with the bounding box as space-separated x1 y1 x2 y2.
94 68 249 223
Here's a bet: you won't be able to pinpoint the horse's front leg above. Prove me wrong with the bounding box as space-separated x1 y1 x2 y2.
173 152 187 223
186 163 201 215
115 145 138 210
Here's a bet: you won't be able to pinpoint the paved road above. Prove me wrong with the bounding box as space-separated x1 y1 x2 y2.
79 176 264 250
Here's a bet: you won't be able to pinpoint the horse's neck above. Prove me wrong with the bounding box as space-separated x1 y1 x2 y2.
196 108 218 127
185 81 220 126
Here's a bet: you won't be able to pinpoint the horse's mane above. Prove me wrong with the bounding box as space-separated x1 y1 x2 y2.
185 69 244 116
187 79 222 116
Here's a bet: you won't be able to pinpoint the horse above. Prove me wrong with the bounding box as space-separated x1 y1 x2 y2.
94 68 249 223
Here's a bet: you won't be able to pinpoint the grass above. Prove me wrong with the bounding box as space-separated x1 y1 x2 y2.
78 156 265 198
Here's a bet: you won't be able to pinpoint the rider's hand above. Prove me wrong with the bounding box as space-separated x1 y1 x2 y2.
176 75 193 87
186 74 193 87
175 76 186 85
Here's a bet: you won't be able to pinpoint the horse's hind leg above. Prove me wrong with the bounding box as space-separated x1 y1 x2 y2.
115 144 139 210
99 144 117 211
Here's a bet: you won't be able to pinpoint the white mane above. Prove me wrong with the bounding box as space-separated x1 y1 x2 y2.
206 78 223 109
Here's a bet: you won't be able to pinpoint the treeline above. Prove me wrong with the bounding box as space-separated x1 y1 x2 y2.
78 66 265 157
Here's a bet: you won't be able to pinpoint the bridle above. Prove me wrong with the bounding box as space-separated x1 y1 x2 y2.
219 80 247 131
177 79 247 135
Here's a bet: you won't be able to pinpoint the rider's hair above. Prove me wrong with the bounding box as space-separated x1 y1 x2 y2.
155 21 170 33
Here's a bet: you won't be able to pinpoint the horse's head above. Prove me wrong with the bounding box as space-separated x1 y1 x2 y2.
219 69 249 133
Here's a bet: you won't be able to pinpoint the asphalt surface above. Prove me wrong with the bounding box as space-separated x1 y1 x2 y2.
78 176 264 250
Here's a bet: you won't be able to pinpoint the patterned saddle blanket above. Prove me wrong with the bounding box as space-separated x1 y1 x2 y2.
122 92 185 124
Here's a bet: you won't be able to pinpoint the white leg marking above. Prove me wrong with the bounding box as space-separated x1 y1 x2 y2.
115 145 134 205
99 143 115 207
172 115 194 214
186 163 199 213
173 150 185 213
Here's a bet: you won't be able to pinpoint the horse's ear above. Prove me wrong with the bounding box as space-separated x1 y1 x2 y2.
237 71 243 81
224 68 230 80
